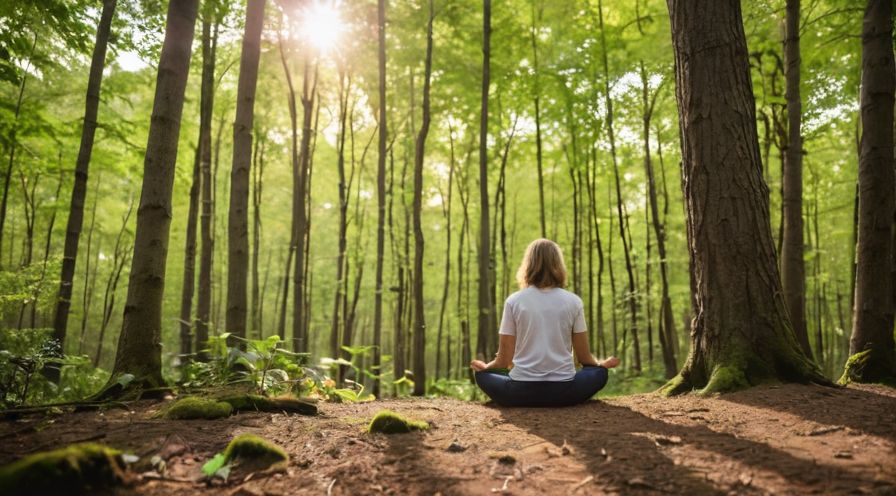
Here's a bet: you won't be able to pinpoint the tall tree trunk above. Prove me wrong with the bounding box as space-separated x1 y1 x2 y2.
662 0 827 395
477 0 496 360
843 0 896 383
178 144 200 362
251 129 265 337
226 0 266 344
435 124 456 379
411 0 434 396
640 66 677 378
781 0 812 359
331 68 350 364
293 56 315 352
50 0 116 367
598 0 640 371
372 0 388 397
77 177 100 355
109 0 199 390
196 12 218 362
530 1 546 238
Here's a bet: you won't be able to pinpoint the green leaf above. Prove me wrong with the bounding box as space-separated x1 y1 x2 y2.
201 453 226 477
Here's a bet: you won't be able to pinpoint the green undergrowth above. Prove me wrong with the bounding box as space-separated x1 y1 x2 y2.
0 443 127 494
367 409 429 434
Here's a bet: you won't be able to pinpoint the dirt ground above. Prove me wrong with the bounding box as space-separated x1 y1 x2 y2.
1 383 895 495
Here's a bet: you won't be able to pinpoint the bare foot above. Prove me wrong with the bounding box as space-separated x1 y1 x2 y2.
600 356 621 369
470 360 488 371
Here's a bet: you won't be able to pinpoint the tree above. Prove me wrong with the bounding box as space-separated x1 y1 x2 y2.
661 0 828 395
226 0 266 343
781 0 812 359
411 0 434 396
49 0 117 370
477 0 496 360
196 5 221 362
843 0 896 383
372 0 388 397
108 0 199 390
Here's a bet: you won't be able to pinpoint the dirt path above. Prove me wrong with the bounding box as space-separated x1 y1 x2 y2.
1 383 894 495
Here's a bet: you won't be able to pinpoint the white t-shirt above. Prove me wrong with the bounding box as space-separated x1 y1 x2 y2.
499 286 587 381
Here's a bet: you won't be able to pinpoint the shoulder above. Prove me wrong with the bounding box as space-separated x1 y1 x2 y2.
558 289 584 307
505 289 527 305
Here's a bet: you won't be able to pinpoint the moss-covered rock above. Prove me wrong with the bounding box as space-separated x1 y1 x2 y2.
162 396 233 420
0 443 127 495
220 394 317 416
222 434 288 474
367 410 429 434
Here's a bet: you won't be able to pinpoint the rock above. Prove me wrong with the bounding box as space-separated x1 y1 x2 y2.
654 435 683 446
446 442 467 453
220 434 289 477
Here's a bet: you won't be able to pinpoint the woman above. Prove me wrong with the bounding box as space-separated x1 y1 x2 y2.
471 238 619 407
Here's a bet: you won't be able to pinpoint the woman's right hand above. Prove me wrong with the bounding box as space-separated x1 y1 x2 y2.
470 359 488 371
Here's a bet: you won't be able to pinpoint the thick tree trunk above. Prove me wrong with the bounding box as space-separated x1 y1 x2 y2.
781 0 812 359
477 0 496 360
196 14 218 361
662 0 828 395
226 0 266 344
50 0 116 368
843 0 896 383
372 0 388 397
411 1 433 396
109 0 199 389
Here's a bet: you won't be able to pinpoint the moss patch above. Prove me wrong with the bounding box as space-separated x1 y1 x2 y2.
220 394 318 416
658 373 689 396
367 410 429 434
0 443 127 494
700 366 750 395
162 396 233 420
222 434 288 474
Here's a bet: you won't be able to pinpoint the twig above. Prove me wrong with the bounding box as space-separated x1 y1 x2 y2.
327 478 337 496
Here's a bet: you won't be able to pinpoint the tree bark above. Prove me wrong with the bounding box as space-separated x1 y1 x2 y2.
781 0 812 359
292 57 315 352
411 0 433 395
372 0 388 397
178 144 200 362
110 0 199 389
196 11 218 362
843 0 896 383
226 0 266 344
662 0 828 395
477 0 496 360
51 0 116 368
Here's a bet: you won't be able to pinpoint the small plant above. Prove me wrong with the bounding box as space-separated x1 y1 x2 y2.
181 333 311 396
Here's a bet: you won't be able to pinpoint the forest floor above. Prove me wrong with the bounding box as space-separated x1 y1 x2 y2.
1 383 895 495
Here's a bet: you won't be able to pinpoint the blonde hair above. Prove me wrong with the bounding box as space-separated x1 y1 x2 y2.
516 238 568 289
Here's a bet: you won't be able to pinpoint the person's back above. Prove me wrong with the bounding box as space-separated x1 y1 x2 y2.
501 286 585 381
471 238 619 407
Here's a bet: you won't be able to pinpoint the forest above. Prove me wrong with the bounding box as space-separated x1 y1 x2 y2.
0 0 894 494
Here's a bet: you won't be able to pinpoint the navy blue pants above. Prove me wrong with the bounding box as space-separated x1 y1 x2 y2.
474 365 609 407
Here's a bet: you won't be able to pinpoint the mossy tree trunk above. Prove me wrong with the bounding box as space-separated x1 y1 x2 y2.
662 0 828 395
110 0 199 388
843 0 896 384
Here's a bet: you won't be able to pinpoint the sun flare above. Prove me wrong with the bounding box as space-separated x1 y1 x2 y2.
300 1 344 53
